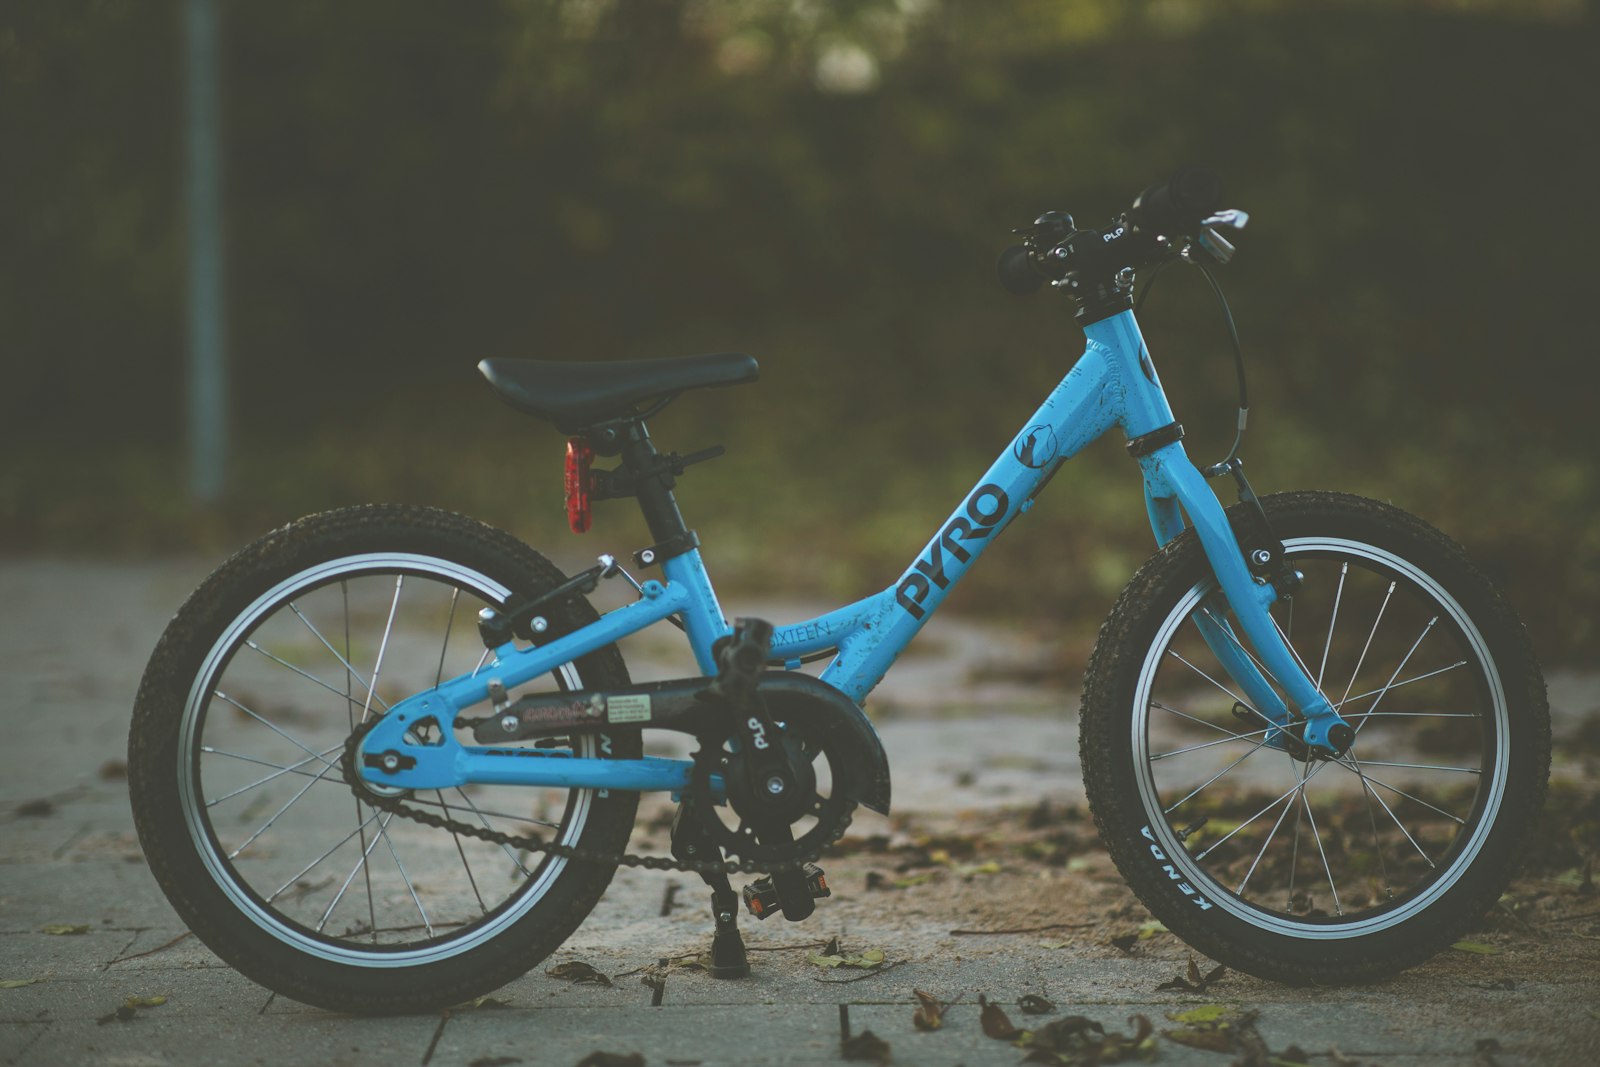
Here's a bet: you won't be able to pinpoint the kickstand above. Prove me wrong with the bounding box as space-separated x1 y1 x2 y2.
670 800 750 979
704 871 751 979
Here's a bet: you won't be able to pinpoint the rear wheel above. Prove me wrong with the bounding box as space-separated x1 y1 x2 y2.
1081 491 1548 983
129 505 639 1013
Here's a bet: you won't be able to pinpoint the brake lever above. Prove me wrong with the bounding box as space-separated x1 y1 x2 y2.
1196 226 1237 265
1201 208 1249 230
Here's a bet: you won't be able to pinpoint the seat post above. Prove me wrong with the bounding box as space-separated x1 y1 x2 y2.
617 420 693 549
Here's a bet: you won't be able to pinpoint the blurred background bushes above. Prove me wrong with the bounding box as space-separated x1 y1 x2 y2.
2 0 1596 664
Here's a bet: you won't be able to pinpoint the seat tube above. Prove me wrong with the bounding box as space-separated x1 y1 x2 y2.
617 421 730 676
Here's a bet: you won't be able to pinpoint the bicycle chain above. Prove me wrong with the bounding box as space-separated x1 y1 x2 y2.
341 720 853 878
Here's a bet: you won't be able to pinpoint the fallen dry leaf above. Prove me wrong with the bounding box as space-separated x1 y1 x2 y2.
911 989 945 1031
461 995 513 1010
1155 956 1227 992
979 993 1019 1039
1451 940 1501 955
807 948 885 971
1018 994 1055 1015
94 994 168 1026
1164 1026 1234 1053
546 961 612 987
1 979 43 989
40 923 89 936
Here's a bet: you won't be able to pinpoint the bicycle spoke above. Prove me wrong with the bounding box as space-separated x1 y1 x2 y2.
1195 764 1332 861
1342 756 1437 869
1316 562 1348 690
375 818 434 938
1330 763 1466 825
1151 726 1272 761
1162 731 1277 815
245 640 362 718
1152 700 1266 737
1236 789 1298 896
213 691 339 772
1337 579 1396 709
450 789 536 879
435 588 460 690
1351 617 1438 729
317 811 395 931
229 760 343 859
346 580 378 944
1343 711 1479 720
1286 766 1306 911
360 576 404 724
1300 790 1342 915
1166 650 1260 718
267 810 383 904
1346 753 1395 901
1349 760 1480 774
1337 660 1468 711
437 791 487 916
202 745 342 802
288 601 392 714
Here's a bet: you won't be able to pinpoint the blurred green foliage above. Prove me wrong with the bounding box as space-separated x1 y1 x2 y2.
1 0 1596 664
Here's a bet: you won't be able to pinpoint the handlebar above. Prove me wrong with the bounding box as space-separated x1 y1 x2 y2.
997 167 1244 300
1129 165 1223 238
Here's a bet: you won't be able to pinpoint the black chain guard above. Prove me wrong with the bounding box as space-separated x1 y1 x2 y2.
689 689 863 866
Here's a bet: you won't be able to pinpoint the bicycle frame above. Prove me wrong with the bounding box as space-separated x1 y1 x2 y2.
359 308 1350 795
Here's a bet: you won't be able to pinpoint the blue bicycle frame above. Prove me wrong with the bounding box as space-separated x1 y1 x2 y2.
358 308 1352 795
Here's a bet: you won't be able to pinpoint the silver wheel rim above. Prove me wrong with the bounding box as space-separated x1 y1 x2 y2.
1130 536 1509 939
178 553 597 966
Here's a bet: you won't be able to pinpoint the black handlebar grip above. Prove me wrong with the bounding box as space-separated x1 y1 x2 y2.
997 244 1044 295
1130 166 1222 236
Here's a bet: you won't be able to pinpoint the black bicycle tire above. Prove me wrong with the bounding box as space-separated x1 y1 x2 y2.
129 504 640 1014
1080 490 1549 984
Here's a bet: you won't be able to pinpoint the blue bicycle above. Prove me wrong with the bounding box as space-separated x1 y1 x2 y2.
129 170 1549 1013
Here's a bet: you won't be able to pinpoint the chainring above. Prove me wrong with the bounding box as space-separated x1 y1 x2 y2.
689 702 859 867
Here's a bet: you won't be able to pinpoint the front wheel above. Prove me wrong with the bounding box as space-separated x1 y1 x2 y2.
1081 491 1549 984
129 505 641 1014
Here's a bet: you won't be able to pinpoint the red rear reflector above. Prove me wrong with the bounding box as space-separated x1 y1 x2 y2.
564 438 595 534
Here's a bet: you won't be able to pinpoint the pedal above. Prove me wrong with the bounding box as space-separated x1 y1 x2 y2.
741 864 830 921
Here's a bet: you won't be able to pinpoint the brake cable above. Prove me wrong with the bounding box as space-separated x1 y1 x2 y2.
1134 255 1250 477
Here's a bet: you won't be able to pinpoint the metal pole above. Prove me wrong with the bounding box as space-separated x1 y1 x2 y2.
185 0 226 502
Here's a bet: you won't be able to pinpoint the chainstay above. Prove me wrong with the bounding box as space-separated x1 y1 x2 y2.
342 723 852 877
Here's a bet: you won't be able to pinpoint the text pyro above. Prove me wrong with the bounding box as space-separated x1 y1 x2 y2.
895 483 1009 619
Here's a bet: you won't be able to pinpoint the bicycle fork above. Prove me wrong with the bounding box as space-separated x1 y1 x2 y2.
1141 445 1355 756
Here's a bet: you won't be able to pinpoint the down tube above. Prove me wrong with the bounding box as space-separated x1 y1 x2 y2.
824 343 1122 700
